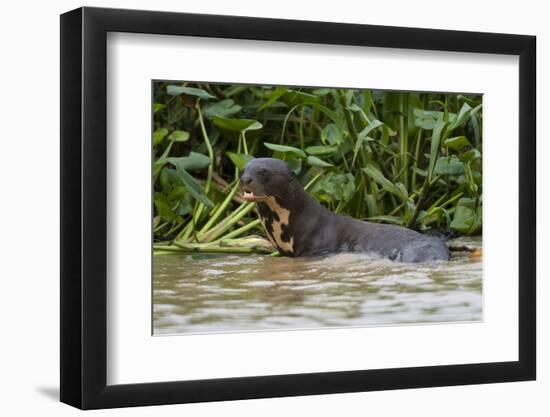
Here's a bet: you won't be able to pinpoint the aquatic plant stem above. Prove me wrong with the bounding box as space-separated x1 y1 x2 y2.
162 242 271 254
217 218 262 241
196 103 214 193
399 93 409 189
304 172 324 191
200 202 255 242
406 175 430 228
242 132 249 155
191 101 215 227
197 181 240 238
412 129 422 191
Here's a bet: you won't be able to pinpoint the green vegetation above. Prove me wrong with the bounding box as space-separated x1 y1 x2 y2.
153 82 482 255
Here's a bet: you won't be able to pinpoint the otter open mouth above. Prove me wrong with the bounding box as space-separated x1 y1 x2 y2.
241 190 266 202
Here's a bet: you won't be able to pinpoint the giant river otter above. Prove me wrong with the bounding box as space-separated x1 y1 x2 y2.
240 158 450 262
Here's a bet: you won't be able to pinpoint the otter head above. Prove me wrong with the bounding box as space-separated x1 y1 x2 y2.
239 158 295 202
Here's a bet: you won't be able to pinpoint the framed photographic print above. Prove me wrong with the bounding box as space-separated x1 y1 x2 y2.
60 6 536 409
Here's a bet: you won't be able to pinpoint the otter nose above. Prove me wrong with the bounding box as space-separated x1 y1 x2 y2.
240 174 252 186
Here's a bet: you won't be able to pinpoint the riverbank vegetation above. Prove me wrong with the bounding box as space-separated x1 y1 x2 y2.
153 82 482 255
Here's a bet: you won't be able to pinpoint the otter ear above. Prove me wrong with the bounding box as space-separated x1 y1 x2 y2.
288 170 296 182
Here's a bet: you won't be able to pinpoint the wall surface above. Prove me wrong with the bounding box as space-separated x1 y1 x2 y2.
0 0 546 415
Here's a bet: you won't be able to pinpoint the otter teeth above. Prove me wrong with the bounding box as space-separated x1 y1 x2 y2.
244 191 254 199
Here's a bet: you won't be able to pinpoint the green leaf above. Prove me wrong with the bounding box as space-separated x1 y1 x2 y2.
414 108 457 130
464 161 479 195
153 160 165 181
153 103 165 113
176 192 193 216
358 119 384 137
286 157 303 175
167 130 190 142
428 120 446 180
396 183 409 200
459 148 482 163
280 90 320 107
306 103 343 126
159 167 180 191
443 135 471 150
305 145 338 155
264 142 306 158
353 119 385 159
259 87 288 110
363 165 408 202
450 198 481 234
457 95 480 105
313 173 356 203
167 152 211 172
448 102 472 130
226 152 254 170
321 124 343 145
153 128 169 146
173 165 214 208
154 194 176 221
153 139 176 180
413 167 428 177
434 155 465 175
306 156 333 168
166 85 215 99
347 103 363 113
470 110 481 147
366 215 405 225
203 99 242 119
212 115 263 133
167 185 187 201
365 194 379 217
363 90 373 114
448 102 482 131
311 88 331 97
414 109 442 130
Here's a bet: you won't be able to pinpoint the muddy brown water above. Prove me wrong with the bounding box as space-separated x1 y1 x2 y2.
153 237 482 335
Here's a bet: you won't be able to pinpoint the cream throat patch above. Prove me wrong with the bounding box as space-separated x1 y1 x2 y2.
255 197 294 255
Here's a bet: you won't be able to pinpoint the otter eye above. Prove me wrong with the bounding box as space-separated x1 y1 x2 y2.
258 168 268 177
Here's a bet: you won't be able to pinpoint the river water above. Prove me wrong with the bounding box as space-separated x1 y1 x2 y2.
153 237 482 335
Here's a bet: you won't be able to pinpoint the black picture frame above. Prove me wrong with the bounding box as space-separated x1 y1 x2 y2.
60 6 536 410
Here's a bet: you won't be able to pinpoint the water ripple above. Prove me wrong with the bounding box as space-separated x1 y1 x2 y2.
153 237 482 334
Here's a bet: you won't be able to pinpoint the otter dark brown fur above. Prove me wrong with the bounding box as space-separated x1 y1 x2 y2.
240 158 450 262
